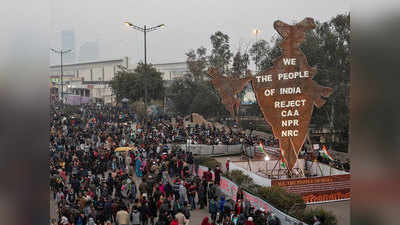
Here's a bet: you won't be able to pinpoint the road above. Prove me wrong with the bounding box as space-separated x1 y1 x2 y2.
50 169 211 225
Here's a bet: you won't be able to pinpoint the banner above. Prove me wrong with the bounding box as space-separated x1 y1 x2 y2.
198 166 307 225
272 174 351 204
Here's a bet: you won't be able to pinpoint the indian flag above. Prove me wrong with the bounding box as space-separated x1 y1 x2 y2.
321 145 334 161
280 150 287 168
258 142 266 153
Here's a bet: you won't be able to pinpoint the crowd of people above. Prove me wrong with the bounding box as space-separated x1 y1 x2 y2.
49 103 308 225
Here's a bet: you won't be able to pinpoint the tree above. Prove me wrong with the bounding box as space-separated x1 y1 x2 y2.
231 51 250 78
296 13 350 149
110 63 164 104
190 82 227 118
167 78 198 115
186 46 208 82
209 31 233 73
167 78 228 118
249 39 282 72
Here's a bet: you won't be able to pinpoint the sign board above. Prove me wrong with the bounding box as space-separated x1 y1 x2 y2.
251 18 332 171
271 174 351 203
207 17 334 172
302 189 350 204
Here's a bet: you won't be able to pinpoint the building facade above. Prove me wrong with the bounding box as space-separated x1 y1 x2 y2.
49 58 128 104
152 62 189 81
50 59 190 105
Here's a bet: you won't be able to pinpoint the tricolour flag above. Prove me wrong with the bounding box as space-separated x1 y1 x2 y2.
280 150 287 168
258 142 265 153
321 145 334 161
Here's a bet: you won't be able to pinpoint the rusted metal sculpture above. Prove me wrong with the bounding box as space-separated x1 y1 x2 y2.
208 68 253 122
251 18 333 172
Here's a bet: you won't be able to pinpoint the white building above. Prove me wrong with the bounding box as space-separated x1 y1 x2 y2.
49 58 129 104
128 61 189 87
152 62 189 81
50 59 189 104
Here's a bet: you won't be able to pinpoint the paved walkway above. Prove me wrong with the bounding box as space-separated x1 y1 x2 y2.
214 156 350 225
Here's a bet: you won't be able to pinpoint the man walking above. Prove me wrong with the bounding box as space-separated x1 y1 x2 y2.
175 209 189 225
116 205 130 225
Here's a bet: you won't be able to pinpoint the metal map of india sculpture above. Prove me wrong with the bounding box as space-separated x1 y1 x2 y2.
208 68 253 121
251 18 332 171
207 18 333 172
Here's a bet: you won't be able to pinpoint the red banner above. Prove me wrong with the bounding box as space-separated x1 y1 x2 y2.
302 189 350 203
271 174 351 203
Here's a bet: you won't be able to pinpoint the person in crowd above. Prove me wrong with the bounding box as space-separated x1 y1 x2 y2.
130 206 141 225
209 197 218 225
313 216 321 225
170 217 179 225
236 188 244 203
182 201 191 220
116 206 130 225
267 213 280 225
217 196 226 224
245 217 255 225
201 217 211 225
234 199 243 215
214 165 221 186
226 159 230 174
86 217 97 225
175 208 189 225
140 200 150 225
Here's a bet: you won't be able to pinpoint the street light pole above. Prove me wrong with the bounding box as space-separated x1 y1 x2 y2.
144 25 147 65
253 29 261 72
143 25 148 105
124 22 164 66
124 22 165 106
51 48 72 103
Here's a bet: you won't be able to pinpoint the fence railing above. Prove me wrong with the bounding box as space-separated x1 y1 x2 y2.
198 165 308 225
168 143 244 156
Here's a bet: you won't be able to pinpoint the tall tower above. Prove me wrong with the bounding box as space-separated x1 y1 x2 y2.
61 30 76 64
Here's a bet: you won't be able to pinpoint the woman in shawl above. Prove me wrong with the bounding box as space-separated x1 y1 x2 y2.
136 156 142 177
218 195 226 224
141 159 147 176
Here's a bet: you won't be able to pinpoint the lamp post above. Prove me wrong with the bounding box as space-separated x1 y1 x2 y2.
253 29 261 72
51 48 72 103
124 22 165 66
124 22 165 106
264 154 270 177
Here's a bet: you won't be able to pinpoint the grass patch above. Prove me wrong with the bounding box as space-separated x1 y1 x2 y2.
198 156 221 169
224 170 337 224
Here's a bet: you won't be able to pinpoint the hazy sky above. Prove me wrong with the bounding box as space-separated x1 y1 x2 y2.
50 0 349 66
